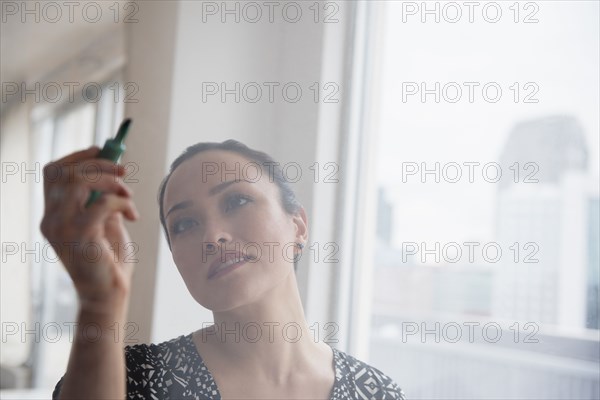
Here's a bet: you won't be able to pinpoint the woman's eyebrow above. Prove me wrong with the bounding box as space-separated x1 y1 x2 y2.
208 179 247 196
165 201 193 219
165 179 252 218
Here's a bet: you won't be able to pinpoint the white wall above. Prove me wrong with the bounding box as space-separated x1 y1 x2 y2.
120 1 179 343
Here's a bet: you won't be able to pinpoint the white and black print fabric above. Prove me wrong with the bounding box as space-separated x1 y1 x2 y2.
53 333 405 400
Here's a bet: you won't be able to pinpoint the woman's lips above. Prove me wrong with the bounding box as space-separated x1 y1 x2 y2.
208 260 246 279
207 254 248 279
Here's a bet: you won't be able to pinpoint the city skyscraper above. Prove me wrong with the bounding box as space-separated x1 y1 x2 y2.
493 115 592 328
498 115 588 189
376 187 393 246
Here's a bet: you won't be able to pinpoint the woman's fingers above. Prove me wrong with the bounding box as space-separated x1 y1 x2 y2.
43 164 131 214
53 145 100 164
42 146 102 189
40 147 137 242
87 193 140 223
39 146 139 309
43 159 126 191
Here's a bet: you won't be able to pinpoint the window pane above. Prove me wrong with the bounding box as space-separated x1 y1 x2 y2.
53 102 96 158
369 1 599 399
32 101 96 389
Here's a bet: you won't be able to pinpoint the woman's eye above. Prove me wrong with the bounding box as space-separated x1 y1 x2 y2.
171 218 197 235
224 194 251 212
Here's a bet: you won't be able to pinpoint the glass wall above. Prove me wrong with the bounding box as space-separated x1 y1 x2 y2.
368 1 599 399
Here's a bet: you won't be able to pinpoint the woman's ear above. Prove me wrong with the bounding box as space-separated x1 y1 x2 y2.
292 206 309 244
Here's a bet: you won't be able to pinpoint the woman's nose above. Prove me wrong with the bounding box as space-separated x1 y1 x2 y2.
205 237 227 252
202 220 232 253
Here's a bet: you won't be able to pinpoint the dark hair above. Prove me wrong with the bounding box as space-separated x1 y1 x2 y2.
157 139 304 270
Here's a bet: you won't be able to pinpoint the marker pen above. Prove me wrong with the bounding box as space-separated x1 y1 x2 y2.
85 118 132 208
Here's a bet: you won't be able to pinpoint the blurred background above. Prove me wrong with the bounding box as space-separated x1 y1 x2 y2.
1 1 598 399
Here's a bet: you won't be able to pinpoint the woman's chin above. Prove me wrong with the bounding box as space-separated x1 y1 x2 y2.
191 285 260 313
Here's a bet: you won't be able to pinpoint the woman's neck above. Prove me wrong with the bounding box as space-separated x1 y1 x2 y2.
199 272 327 384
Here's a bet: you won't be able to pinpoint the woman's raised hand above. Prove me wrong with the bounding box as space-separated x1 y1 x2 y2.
40 146 140 315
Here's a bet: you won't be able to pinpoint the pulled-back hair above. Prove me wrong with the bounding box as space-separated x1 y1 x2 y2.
157 139 303 269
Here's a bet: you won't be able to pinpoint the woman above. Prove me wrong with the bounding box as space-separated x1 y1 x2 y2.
46 139 405 399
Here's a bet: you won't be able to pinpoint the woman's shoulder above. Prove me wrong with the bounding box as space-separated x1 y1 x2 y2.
332 347 406 400
124 333 190 362
124 332 203 375
52 334 197 400
123 333 214 397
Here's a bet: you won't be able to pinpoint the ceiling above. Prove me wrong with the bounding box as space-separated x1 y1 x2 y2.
1 2 124 84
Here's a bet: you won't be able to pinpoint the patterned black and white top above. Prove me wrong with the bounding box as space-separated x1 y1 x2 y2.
52 332 405 400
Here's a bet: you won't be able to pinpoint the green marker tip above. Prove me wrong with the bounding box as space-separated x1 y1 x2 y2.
115 118 132 143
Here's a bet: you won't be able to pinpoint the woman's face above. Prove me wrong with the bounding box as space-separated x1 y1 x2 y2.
163 150 307 311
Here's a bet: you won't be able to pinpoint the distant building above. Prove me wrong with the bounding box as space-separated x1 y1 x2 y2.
376 187 393 246
494 115 592 328
498 115 588 190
